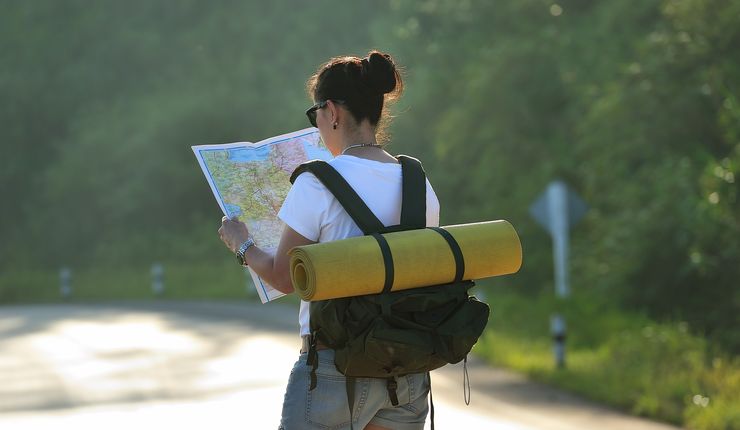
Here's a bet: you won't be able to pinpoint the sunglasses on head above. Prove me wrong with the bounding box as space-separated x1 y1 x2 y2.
305 99 345 128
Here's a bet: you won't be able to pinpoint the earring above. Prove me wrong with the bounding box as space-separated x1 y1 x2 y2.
333 122 338 130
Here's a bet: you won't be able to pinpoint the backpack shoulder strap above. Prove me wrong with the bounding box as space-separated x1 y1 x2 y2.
290 160 385 234
396 155 427 229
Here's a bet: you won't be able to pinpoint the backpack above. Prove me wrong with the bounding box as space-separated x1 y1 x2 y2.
289 154 490 429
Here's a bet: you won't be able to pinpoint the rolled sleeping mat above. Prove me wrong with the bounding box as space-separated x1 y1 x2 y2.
289 220 522 301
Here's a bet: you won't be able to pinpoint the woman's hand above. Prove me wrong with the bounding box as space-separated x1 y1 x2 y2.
218 216 251 252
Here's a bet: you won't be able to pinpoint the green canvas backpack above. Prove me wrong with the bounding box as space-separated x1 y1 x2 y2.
289 154 490 429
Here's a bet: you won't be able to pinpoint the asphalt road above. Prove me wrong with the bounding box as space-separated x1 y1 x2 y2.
0 301 683 430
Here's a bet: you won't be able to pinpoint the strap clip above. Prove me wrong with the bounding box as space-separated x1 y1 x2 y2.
306 332 319 391
386 377 399 406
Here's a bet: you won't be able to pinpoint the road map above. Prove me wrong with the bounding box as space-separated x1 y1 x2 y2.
192 128 332 303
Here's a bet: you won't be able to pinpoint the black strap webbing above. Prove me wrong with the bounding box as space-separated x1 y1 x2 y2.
428 227 465 283
346 376 356 430
289 155 427 234
306 333 319 390
372 233 395 293
397 155 427 229
290 160 384 234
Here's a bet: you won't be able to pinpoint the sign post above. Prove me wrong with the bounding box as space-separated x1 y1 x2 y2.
530 180 587 368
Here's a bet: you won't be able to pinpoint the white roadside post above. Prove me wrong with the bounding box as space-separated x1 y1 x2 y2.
530 180 587 369
151 263 164 296
59 267 72 299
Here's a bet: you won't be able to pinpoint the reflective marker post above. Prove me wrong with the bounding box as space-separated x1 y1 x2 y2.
151 263 164 296
530 180 587 369
59 267 72 299
550 314 567 369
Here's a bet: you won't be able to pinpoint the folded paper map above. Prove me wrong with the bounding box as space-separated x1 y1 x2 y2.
192 128 331 303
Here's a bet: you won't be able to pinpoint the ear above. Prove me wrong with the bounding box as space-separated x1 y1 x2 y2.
327 100 341 123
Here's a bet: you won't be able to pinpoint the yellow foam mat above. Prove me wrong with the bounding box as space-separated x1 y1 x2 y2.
289 220 522 301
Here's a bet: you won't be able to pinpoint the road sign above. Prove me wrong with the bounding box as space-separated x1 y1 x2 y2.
529 181 587 235
529 181 587 298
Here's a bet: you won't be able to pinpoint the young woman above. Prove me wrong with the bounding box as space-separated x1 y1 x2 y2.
219 50 440 430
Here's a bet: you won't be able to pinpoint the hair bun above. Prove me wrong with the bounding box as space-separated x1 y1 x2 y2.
363 51 397 95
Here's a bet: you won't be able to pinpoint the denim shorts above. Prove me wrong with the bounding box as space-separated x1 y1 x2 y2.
278 349 429 430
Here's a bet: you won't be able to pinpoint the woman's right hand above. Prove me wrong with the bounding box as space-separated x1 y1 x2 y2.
218 216 251 253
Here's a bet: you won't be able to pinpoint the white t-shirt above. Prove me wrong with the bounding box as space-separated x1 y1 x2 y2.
277 154 441 336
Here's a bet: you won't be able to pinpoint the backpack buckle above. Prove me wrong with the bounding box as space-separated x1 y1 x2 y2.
306 332 319 391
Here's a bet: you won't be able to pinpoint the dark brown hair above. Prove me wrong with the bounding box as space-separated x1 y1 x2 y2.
307 50 403 142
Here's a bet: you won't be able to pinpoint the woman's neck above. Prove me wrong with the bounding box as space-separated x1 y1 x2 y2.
340 135 397 164
339 124 377 150
332 121 396 163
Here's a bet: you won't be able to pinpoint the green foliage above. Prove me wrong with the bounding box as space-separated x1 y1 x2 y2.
685 356 740 430
476 286 740 428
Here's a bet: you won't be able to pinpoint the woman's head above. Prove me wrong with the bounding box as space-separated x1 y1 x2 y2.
306 50 403 143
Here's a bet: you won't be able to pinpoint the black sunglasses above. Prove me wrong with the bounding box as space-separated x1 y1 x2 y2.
305 99 345 128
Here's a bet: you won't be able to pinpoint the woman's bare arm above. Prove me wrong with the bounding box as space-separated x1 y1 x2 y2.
219 218 316 294
243 225 316 293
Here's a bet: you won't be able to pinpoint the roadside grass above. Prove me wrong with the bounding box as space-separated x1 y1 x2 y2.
474 282 740 430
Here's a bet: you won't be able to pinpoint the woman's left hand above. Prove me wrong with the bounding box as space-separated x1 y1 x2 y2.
218 216 251 252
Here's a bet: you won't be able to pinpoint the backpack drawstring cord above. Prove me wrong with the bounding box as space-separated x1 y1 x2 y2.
464 355 471 405
428 371 435 430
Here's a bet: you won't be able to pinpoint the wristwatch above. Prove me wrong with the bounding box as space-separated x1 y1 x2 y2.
235 236 256 266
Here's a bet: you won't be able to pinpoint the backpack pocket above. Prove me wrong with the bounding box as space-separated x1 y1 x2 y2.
336 320 446 378
434 297 490 363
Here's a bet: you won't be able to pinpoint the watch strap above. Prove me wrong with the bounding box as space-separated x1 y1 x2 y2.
236 237 255 266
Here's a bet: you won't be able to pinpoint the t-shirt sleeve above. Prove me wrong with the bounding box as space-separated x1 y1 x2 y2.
426 178 441 228
277 172 329 242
